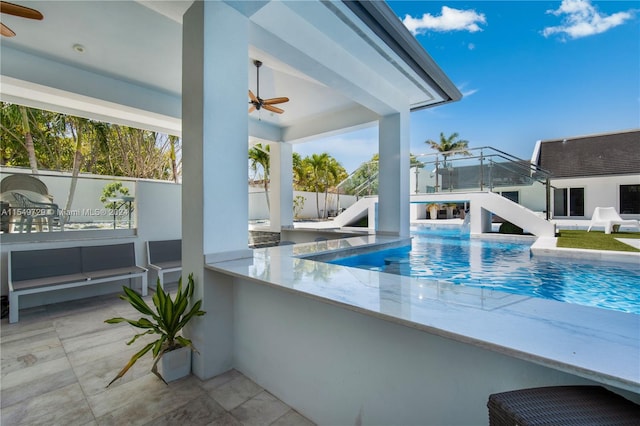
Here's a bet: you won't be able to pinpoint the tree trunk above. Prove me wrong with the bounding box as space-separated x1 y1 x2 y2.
263 179 270 212
315 186 321 219
323 189 329 219
20 106 38 174
64 120 84 222
170 136 179 182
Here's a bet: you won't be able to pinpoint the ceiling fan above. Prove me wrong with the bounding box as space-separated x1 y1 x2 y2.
0 1 43 37
248 60 289 115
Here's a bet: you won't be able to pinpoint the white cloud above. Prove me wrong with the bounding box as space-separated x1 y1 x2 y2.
468 42 476 50
402 6 487 35
542 0 634 40
462 88 479 97
457 82 479 98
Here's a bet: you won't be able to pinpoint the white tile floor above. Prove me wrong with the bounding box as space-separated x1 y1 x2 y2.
0 293 315 426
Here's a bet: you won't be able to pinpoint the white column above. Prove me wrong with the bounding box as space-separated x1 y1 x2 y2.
269 141 294 232
377 110 410 237
182 1 249 379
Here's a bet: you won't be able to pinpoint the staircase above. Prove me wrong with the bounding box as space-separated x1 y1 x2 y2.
308 192 555 237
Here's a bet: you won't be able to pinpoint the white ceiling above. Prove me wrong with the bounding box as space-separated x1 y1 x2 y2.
0 0 459 141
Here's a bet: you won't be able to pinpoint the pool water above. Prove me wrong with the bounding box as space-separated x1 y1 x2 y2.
329 226 640 314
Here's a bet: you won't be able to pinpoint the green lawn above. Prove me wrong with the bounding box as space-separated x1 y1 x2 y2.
556 230 640 252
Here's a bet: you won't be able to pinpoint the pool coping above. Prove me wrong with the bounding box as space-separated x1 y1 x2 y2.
207 234 640 395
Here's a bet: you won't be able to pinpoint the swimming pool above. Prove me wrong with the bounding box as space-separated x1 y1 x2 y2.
328 225 640 314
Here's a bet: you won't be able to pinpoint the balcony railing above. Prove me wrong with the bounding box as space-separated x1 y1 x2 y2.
334 147 554 219
1 168 137 234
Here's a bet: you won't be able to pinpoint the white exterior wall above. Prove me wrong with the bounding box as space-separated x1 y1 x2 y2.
233 278 636 425
552 175 640 219
249 189 357 221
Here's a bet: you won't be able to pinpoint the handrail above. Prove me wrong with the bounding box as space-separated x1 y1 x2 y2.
330 146 554 220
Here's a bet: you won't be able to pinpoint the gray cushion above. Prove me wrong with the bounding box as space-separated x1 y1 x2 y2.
11 247 82 282
148 240 181 264
81 243 136 272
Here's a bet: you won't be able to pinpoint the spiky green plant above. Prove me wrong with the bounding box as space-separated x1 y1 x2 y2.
105 273 206 387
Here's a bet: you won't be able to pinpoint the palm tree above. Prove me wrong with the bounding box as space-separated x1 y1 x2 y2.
426 132 470 192
248 143 271 212
321 157 346 218
307 153 329 218
0 103 39 173
425 132 470 166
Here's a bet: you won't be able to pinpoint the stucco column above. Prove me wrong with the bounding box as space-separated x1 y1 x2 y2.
269 141 294 232
182 1 249 379
377 110 410 237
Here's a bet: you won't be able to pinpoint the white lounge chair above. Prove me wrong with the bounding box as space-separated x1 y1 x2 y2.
587 207 640 234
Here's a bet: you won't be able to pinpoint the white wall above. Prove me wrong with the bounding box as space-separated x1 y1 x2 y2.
552 175 640 219
249 189 357 221
233 278 637 425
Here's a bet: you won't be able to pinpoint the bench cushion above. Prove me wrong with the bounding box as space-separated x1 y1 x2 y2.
151 260 181 270
11 247 83 282
148 239 181 264
82 243 136 272
12 273 88 291
84 265 146 280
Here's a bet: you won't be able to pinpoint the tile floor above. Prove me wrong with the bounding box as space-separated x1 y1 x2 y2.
0 291 315 426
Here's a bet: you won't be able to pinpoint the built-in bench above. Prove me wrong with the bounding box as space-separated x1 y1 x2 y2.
8 242 147 323
146 239 181 290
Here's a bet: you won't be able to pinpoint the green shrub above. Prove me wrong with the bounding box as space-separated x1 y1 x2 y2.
499 221 523 234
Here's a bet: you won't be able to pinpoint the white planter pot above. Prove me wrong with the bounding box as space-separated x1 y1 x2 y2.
159 346 191 382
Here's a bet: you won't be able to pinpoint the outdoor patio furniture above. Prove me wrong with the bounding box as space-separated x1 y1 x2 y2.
146 239 182 290
10 191 61 233
1 174 49 196
587 206 640 234
488 386 640 425
8 242 147 323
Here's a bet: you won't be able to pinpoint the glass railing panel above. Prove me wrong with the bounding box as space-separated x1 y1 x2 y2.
1 169 137 234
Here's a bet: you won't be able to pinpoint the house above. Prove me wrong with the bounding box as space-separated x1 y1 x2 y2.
532 129 640 219
1 1 637 424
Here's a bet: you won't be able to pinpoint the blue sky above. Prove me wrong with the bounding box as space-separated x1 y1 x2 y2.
293 0 639 173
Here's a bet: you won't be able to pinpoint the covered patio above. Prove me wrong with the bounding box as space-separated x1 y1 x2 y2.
1 1 638 424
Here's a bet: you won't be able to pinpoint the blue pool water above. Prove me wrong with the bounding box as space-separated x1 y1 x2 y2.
329 226 640 314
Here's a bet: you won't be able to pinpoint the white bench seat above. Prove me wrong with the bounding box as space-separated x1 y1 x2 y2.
12 273 88 291
8 243 147 323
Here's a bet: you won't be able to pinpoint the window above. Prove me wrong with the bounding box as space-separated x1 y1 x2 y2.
500 191 519 203
554 188 567 216
620 185 640 214
553 187 584 217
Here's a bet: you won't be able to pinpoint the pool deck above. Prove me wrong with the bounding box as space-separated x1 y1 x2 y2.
207 234 640 396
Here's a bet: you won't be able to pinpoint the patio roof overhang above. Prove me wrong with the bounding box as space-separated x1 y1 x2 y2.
0 0 461 142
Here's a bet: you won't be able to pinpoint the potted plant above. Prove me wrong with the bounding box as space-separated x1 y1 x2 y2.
427 203 440 219
104 273 206 387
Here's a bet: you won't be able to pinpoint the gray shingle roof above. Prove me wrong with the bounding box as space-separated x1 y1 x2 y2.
538 130 640 178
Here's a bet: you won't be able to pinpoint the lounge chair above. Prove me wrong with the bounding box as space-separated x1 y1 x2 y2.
587 207 639 234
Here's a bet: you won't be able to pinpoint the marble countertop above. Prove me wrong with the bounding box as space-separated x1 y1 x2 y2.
206 235 640 394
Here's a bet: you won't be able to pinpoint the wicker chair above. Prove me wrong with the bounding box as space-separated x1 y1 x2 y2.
488 386 640 425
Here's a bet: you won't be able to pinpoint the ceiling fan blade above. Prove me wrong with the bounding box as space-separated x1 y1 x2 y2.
248 90 258 103
0 22 15 37
248 105 256 113
263 104 284 114
0 2 44 20
262 97 289 105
